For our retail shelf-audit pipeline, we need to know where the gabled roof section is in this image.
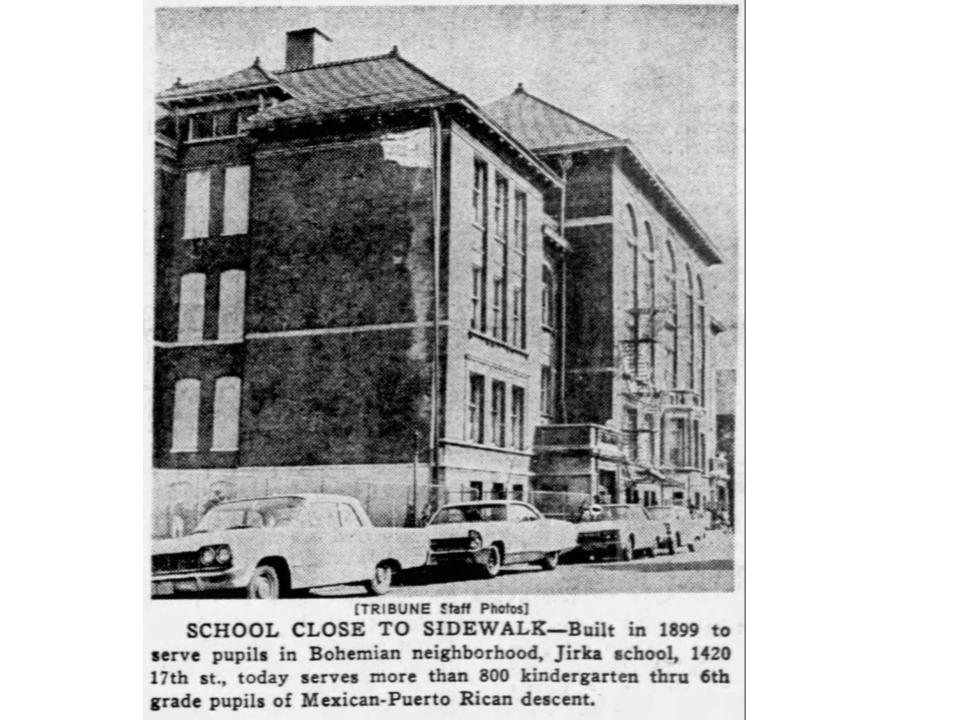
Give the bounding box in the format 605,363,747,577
157,59,286,103
249,51,457,124
487,85,723,265
484,84,620,151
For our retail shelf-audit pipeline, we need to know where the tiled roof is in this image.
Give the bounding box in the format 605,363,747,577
158,62,281,100
250,52,458,125
484,85,619,151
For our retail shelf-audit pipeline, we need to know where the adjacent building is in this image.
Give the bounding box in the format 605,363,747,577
152,29,730,535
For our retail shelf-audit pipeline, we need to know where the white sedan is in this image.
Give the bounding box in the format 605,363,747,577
151,494,428,598
426,500,578,578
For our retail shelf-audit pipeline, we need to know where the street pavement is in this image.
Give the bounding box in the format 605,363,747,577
308,530,734,598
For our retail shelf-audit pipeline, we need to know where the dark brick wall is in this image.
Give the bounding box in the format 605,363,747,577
153,138,251,342
564,223,614,424
240,329,441,466
543,153,612,219
248,132,439,332
153,344,246,468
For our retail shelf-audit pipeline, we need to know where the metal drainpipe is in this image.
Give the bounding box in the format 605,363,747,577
558,156,572,423
430,109,443,493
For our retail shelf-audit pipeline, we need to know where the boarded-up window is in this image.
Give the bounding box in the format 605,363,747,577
177,273,206,342
183,170,211,239
217,269,246,341
211,376,241,451
171,379,201,452
222,165,251,235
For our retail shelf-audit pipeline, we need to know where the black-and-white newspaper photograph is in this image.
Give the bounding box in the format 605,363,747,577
145,2,743,716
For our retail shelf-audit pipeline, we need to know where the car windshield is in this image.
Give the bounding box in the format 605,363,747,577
580,505,650,522
430,504,508,524
648,506,684,519
191,497,305,533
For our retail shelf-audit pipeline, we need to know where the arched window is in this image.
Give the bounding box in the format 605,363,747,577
644,223,657,380
664,239,678,388
211,376,242,451
697,275,707,404
685,264,695,391
177,272,206,343
626,204,638,239
171,378,201,452
217,269,246,341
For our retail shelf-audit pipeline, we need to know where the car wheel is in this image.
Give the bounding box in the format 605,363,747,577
366,562,394,596
479,546,502,578
247,564,282,599
539,551,560,571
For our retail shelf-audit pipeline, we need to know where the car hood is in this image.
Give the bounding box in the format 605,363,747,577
153,528,267,554
574,521,620,532
427,522,489,539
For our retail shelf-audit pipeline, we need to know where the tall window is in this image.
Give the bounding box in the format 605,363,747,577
211,377,241,451
541,264,555,330
183,170,211,239
171,378,201,452
623,407,639,461
668,418,686,467
492,278,506,340
470,265,483,330
511,287,524,347
665,240,678,388
540,366,554,418
177,273,206,343
510,386,525,449
643,413,656,465
491,381,506,447
686,264,696,391
697,276,707,404
693,420,701,469
468,374,485,443
472,160,487,227
512,191,528,349
494,176,509,240
217,270,246,341
631,239,641,377
222,165,251,236
644,222,657,380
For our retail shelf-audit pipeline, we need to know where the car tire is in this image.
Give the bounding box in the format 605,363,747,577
539,551,560,571
479,546,502,578
366,562,394,596
247,564,283,599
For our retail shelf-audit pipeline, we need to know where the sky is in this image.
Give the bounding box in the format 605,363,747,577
154,5,739,367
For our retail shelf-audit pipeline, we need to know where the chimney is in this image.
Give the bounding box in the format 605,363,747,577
285,28,332,70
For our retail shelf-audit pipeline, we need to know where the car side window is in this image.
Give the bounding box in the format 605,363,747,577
338,503,363,531
307,502,341,530
510,504,540,522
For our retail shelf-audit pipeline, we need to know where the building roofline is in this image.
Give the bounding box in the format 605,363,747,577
507,85,619,143
539,138,723,266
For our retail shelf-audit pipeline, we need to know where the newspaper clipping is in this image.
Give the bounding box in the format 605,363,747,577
146,3,743,717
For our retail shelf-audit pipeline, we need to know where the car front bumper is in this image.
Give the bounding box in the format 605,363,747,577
427,548,487,566
151,569,243,597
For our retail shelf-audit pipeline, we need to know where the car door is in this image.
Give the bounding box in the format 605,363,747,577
301,501,351,587
336,502,370,582
508,503,542,556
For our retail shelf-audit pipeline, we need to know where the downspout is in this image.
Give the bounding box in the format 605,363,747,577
558,156,572,423
430,109,443,492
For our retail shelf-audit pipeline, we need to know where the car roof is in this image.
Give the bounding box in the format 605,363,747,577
440,500,525,507
218,493,359,504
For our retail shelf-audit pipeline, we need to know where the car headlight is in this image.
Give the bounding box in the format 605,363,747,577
468,530,483,550
215,546,232,564
200,547,216,565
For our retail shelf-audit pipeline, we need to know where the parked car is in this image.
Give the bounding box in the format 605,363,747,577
151,493,427,598
426,500,578,578
646,505,701,552
571,504,667,562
